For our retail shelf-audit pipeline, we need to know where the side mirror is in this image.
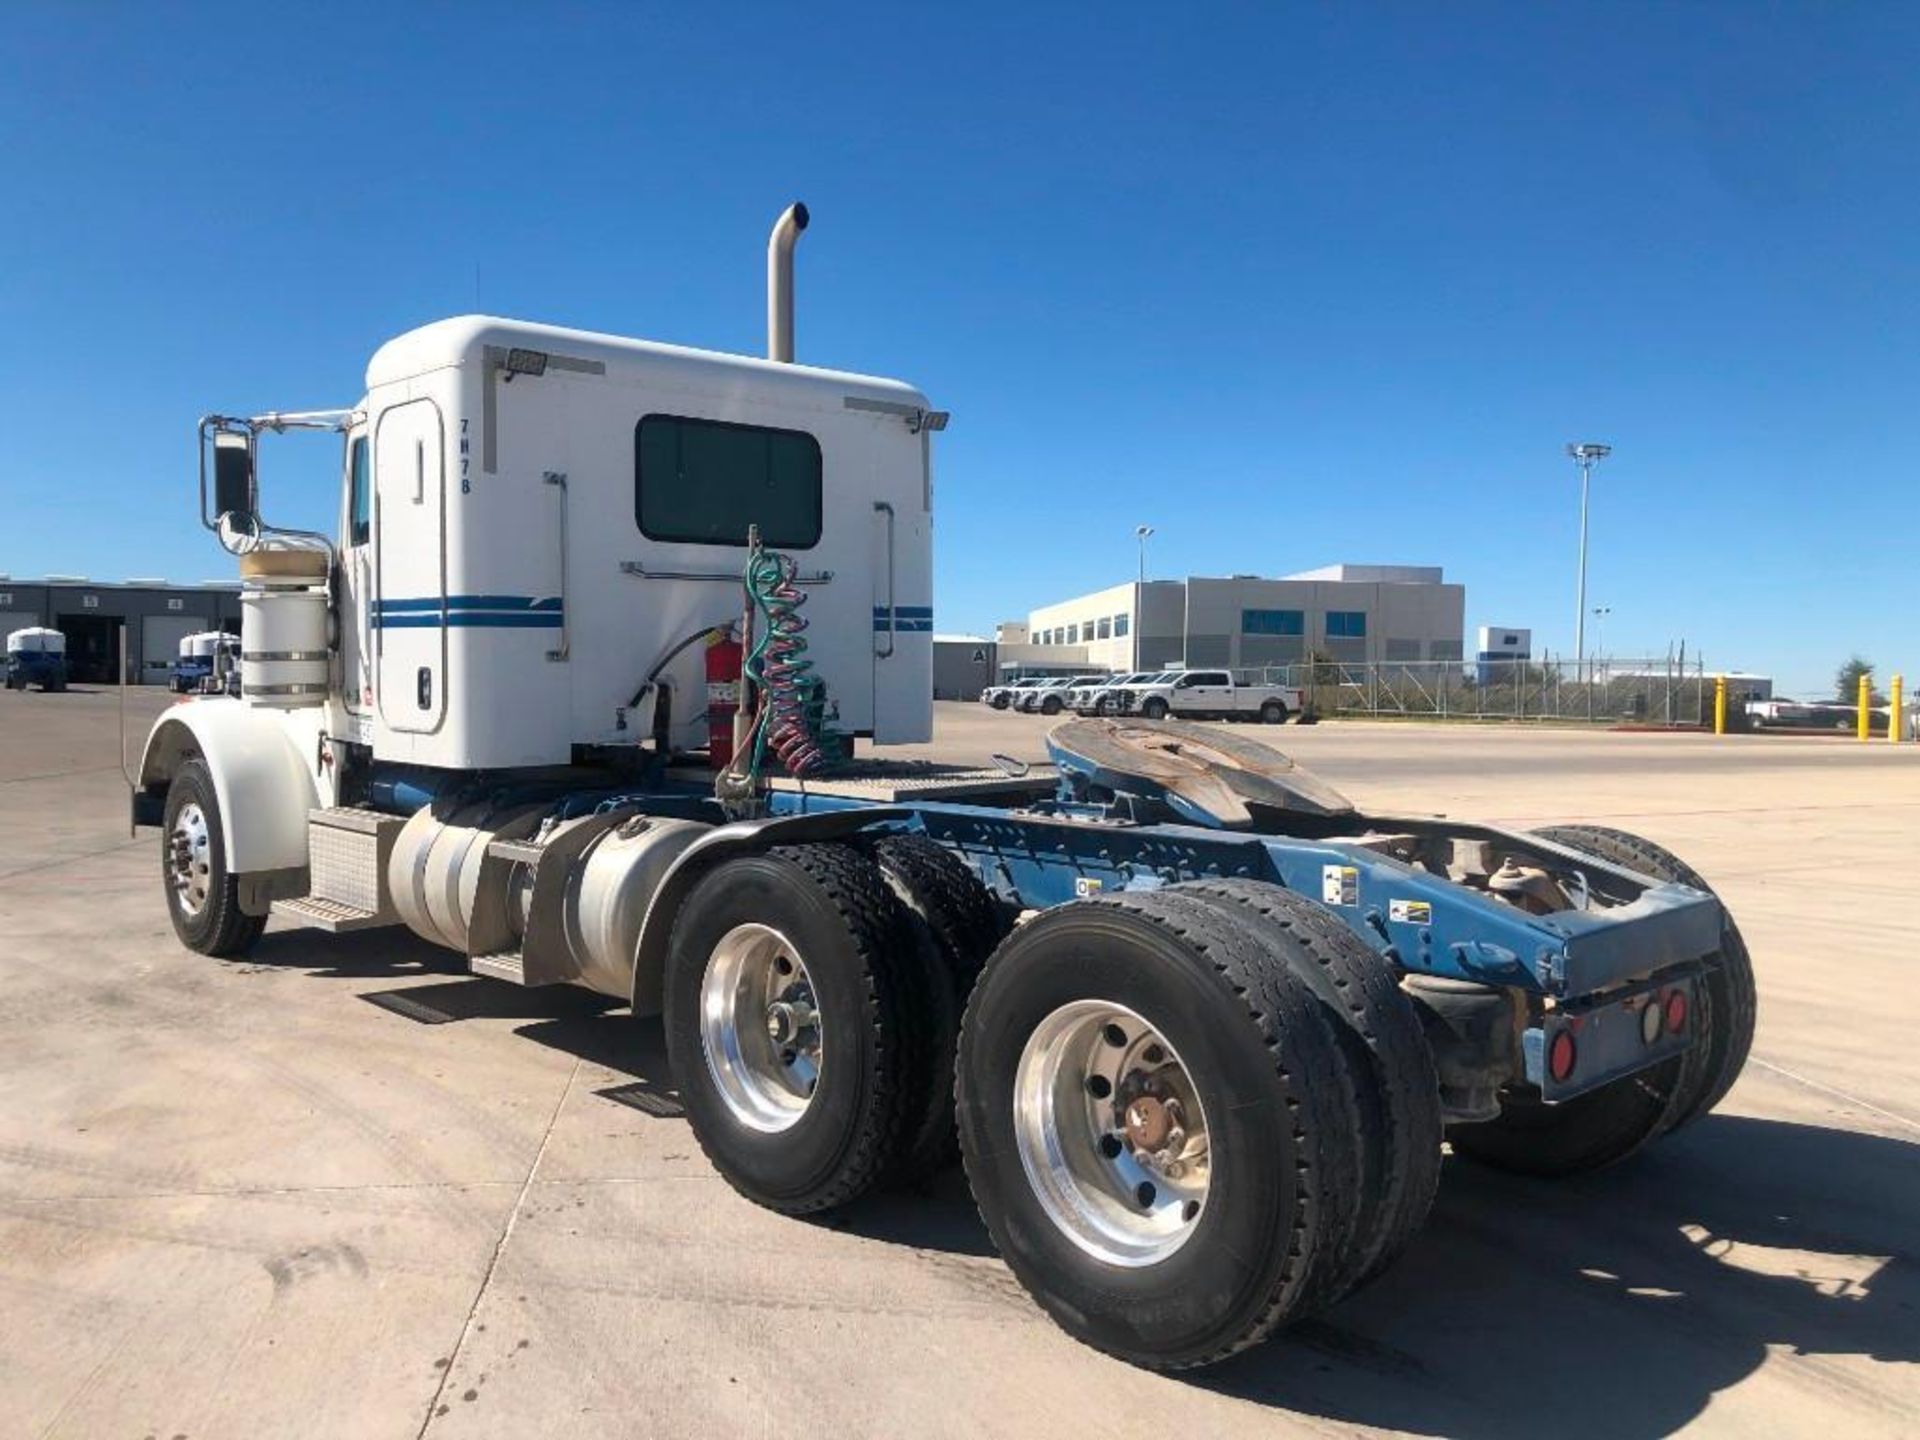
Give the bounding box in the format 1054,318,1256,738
212,432,256,524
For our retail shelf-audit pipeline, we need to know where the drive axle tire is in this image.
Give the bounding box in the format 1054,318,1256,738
1448,824,1755,1177
956,890,1361,1369
865,833,1008,1183
663,843,930,1215
1169,879,1441,1291
1259,700,1289,725
161,759,267,958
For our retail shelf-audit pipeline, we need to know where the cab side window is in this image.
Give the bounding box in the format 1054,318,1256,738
348,436,372,547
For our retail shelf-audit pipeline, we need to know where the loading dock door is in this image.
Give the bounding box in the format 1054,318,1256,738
141,615,206,686
56,614,119,683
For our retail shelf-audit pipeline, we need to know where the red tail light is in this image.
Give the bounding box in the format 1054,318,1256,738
1548,1029,1578,1083
1664,989,1688,1035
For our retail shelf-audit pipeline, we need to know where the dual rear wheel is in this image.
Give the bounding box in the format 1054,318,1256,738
664,846,1440,1369
957,885,1439,1366
660,826,1751,1365
662,835,1008,1213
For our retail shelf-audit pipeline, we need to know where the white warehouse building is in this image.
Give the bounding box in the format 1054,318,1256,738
1023,565,1466,674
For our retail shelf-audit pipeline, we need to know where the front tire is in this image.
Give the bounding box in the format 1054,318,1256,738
1140,697,1169,720
663,844,931,1214
957,890,1361,1369
161,760,267,957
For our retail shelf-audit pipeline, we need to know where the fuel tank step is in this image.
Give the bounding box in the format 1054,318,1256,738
469,951,532,985
277,895,397,933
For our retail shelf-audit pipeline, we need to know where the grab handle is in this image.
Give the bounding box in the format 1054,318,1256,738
544,471,569,662
874,500,896,659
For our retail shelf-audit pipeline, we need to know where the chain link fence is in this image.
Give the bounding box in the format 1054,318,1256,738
1248,656,1719,725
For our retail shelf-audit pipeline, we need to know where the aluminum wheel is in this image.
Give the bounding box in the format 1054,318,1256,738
699,923,822,1133
1013,999,1212,1267
168,801,212,918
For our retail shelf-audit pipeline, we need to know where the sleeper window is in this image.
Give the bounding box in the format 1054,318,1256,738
635,414,823,548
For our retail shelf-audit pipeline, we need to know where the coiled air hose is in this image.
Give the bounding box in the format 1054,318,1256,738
744,546,828,778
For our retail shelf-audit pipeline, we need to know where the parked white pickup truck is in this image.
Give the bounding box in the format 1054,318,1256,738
1067,671,1165,715
1111,668,1304,723
1016,675,1105,715
980,677,1046,709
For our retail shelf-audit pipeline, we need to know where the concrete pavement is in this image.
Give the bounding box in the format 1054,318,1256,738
1,691,1915,1438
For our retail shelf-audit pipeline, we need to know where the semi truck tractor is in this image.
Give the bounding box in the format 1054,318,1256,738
173,630,241,694
6,627,68,691
134,205,1754,1371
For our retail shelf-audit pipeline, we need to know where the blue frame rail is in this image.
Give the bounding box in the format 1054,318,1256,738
764,790,1724,1000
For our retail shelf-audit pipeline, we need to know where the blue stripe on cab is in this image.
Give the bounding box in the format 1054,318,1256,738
376,594,561,613
376,612,564,629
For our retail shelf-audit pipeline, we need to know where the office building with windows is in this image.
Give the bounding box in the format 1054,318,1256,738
1020,565,1465,674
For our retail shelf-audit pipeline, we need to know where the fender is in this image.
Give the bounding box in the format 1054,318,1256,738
628,807,910,1016
135,698,322,873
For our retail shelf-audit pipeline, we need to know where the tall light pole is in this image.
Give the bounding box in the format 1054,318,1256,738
1133,525,1154,670
1566,443,1610,675
1591,605,1612,664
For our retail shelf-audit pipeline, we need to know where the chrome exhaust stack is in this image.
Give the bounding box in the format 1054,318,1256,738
767,201,809,363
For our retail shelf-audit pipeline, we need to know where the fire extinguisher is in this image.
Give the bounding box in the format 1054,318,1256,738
705,626,744,770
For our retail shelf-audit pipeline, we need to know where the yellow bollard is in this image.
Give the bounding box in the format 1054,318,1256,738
1714,674,1727,735
1858,673,1872,741
1891,674,1904,745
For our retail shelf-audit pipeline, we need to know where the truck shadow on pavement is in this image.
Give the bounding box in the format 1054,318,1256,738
1196,1114,1919,1438
244,926,470,981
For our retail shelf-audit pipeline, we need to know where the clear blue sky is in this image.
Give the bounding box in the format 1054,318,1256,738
3,3,1914,697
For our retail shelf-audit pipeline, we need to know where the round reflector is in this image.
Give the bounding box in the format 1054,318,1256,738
1548,1029,1577,1083
1640,999,1663,1046
1664,989,1688,1034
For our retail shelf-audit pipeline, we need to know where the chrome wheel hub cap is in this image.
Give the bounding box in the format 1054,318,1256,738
700,923,821,1133
168,802,212,917
1013,1000,1212,1266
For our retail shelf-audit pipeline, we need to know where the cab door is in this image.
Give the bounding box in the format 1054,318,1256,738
374,399,447,732
339,430,375,715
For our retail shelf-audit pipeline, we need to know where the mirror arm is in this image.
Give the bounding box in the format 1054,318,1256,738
196,412,340,562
